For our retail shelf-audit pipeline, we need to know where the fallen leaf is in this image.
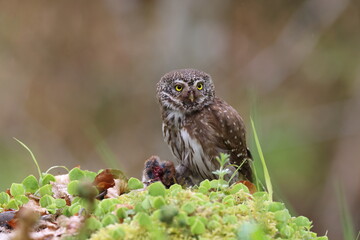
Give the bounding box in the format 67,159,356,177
239,180,257,194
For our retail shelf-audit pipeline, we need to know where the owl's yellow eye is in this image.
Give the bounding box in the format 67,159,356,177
175,85,183,92
197,83,203,90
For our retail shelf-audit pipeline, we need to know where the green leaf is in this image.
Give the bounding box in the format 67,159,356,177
6,199,21,210
22,175,39,193
67,180,80,196
207,220,221,230
37,184,53,197
14,195,29,205
116,207,128,219
209,192,219,201
109,228,125,239
55,198,67,208
210,180,219,189
14,138,42,179
69,168,85,181
197,186,208,194
69,203,81,215
215,153,230,167
141,197,151,210
280,225,294,238
134,202,145,213
181,202,196,214
176,211,188,227
159,205,178,224
40,195,55,208
294,216,311,228
62,206,71,217
253,192,269,200
148,182,166,197
229,183,249,194
99,199,119,213
102,213,119,227
83,170,97,181
10,183,25,197
94,206,105,217
222,195,235,206
135,212,151,228
267,202,285,212
223,215,237,224
151,196,166,209
169,184,183,196
127,177,144,190
46,204,57,214
251,118,273,201
85,217,102,231
169,184,182,192
0,192,10,204
274,209,291,223
238,204,249,213
199,179,211,190
190,219,205,235
41,174,56,186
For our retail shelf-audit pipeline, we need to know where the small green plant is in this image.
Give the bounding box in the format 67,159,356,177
212,152,231,190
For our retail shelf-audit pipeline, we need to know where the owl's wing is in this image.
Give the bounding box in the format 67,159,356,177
209,98,253,181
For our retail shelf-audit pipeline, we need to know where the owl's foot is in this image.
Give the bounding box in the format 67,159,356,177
175,164,195,186
142,156,176,188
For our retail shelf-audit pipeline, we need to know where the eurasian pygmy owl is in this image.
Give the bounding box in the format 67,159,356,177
157,69,253,186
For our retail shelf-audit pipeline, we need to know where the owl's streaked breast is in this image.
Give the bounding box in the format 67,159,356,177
162,112,218,180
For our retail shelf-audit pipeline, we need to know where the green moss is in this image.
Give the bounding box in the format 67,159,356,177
0,166,328,240
89,180,327,240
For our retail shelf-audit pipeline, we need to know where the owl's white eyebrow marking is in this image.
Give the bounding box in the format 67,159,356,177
174,79,186,84
194,79,204,86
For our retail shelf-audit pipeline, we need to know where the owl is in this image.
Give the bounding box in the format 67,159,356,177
156,68,253,186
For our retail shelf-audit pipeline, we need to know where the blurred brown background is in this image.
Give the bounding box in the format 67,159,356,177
0,0,359,238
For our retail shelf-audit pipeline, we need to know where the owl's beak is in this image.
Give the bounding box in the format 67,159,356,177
188,92,195,102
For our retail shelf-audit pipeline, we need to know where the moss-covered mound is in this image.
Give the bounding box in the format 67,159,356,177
0,167,328,240
90,181,327,240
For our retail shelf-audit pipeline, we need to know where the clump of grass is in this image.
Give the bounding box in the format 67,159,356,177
251,117,273,201
336,182,358,240
14,138,42,179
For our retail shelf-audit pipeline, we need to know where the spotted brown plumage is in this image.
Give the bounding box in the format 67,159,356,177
157,69,253,186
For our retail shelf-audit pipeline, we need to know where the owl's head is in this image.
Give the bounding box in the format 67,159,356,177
157,69,215,114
